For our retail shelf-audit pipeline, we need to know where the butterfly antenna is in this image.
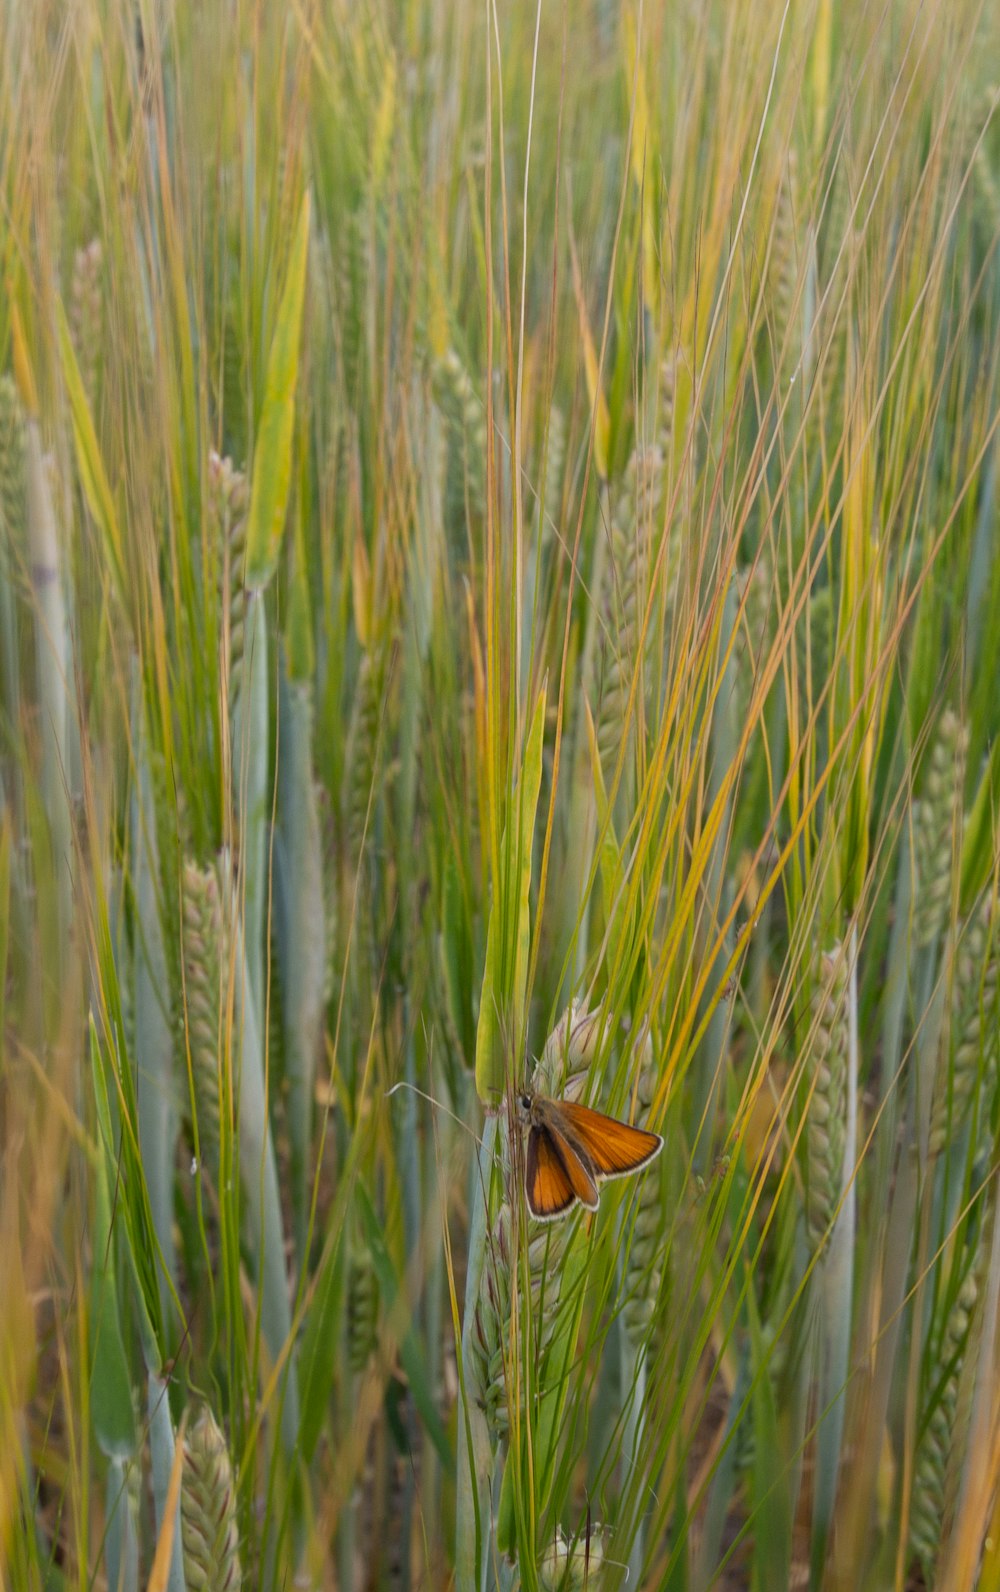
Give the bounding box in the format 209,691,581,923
384,1081,484,1149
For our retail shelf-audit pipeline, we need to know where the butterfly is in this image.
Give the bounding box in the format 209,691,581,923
516,1089,663,1221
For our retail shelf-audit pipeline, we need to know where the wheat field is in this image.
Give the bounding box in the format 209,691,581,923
1,0,1000,1587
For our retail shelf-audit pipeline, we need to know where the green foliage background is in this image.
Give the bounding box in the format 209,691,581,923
1,0,999,1587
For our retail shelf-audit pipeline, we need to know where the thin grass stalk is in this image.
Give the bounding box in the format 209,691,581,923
748,1280,794,1592
963,448,996,700
274,665,325,1266
913,957,955,1171
456,1110,497,1592
619,1294,649,1589
5,1415,43,1586
835,739,953,1584
0,782,13,1032
521,406,564,697
690,576,739,1175
394,449,439,1585
557,487,613,1000
90,1067,139,1479
747,689,788,1029
902,1251,933,1592
105,1457,139,1592
233,593,269,1028
133,696,178,1325
558,741,600,1003
616,1029,662,1587
396,1024,421,1587
25,420,72,964
871,825,913,1200
148,1376,187,1592
69,239,103,408
692,1354,751,1591
833,932,944,1588
335,1323,357,1592
0,379,25,921
0,378,25,689
230,885,300,1455
420,1100,448,1580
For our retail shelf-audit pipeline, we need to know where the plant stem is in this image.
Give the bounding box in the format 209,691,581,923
456,1108,497,1591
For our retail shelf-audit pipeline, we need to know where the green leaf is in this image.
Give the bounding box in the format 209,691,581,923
89,1039,137,1460
296,1231,344,1464
747,1287,791,1592
905,561,943,776
960,734,1000,912
89,1014,116,1171
496,1447,516,1563
146,1375,186,1592
440,853,476,1069
285,488,315,682
355,1184,453,1470
89,1017,162,1375
585,694,649,1004
475,687,547,1105
585,696,622,918
105,1456,140,1592
245,190,311,591
297,1078,375,1464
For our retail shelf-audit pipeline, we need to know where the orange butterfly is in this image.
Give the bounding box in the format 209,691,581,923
517,1089,663,1221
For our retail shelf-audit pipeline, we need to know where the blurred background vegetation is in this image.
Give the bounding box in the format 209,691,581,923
1,0,1000,1587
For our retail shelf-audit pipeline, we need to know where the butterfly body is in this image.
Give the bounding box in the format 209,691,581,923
517,1090,663,1221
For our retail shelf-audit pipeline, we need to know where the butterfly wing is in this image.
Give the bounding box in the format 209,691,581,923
525,1126,577,1220
557,1100,662,1181
545,1122,600,1210
528,1127,598,1222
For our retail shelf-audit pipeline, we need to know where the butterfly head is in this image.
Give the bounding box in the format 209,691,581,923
516,1090,535,1125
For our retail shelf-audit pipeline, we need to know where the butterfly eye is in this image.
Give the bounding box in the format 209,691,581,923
519,1093,532,1111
